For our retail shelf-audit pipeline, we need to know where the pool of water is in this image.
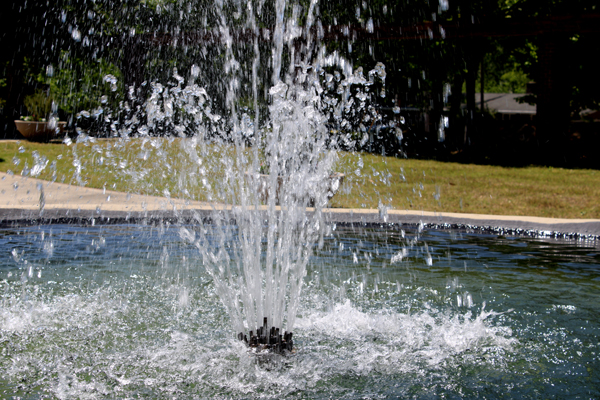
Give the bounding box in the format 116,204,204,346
1,223,599,399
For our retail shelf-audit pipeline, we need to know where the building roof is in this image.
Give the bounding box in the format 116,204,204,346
482,93,536,115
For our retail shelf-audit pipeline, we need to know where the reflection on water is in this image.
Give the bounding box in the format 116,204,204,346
1,224,599,399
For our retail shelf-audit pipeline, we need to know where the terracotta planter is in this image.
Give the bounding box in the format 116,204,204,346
14,120,66,142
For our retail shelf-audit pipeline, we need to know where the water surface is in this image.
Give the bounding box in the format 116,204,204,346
1,224,599,399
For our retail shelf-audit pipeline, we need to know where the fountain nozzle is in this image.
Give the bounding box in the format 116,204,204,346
238,317,293,354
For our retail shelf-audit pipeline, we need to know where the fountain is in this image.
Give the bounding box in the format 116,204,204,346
1,223,599,397
1,0,600,398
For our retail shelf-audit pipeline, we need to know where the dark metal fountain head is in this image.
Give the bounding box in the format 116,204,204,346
238,317,294,355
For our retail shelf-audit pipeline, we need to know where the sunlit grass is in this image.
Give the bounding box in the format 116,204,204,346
332,152,600,219
0,138,240,202
1,139,599,219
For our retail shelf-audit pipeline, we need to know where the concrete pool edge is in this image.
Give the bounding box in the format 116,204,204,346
323,209,600,238
2,173,599,237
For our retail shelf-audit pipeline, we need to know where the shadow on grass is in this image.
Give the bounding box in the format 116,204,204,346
400,119,600,171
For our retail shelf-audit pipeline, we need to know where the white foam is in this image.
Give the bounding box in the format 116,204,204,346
296,299,516,373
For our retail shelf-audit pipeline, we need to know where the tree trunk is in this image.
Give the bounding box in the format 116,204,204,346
121,37,148,90
480,56,485,110
430,79,444,142
448,73,465,147
536,34,571,164
2,56,26,138
465,54,479,145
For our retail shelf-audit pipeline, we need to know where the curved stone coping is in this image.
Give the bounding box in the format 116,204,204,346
323,208,600,238
1,172,599,237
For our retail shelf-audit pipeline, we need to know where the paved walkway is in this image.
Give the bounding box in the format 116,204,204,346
0,171,212,212
1,172,599,236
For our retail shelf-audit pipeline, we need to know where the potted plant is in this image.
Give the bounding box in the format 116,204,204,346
14,90,66,141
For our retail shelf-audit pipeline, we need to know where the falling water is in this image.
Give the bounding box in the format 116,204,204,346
63,0,390,337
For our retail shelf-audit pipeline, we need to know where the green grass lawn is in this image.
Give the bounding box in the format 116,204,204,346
1,139,599,219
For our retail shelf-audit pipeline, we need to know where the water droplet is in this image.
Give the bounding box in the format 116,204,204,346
103,74,118,91
191,64,200,78
71,28,81,41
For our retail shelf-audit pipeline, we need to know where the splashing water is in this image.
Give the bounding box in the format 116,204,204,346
56,0,392,338
4,0,600,398
2,225,599,398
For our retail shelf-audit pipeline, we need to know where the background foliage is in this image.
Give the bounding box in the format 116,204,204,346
1,0,598,167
